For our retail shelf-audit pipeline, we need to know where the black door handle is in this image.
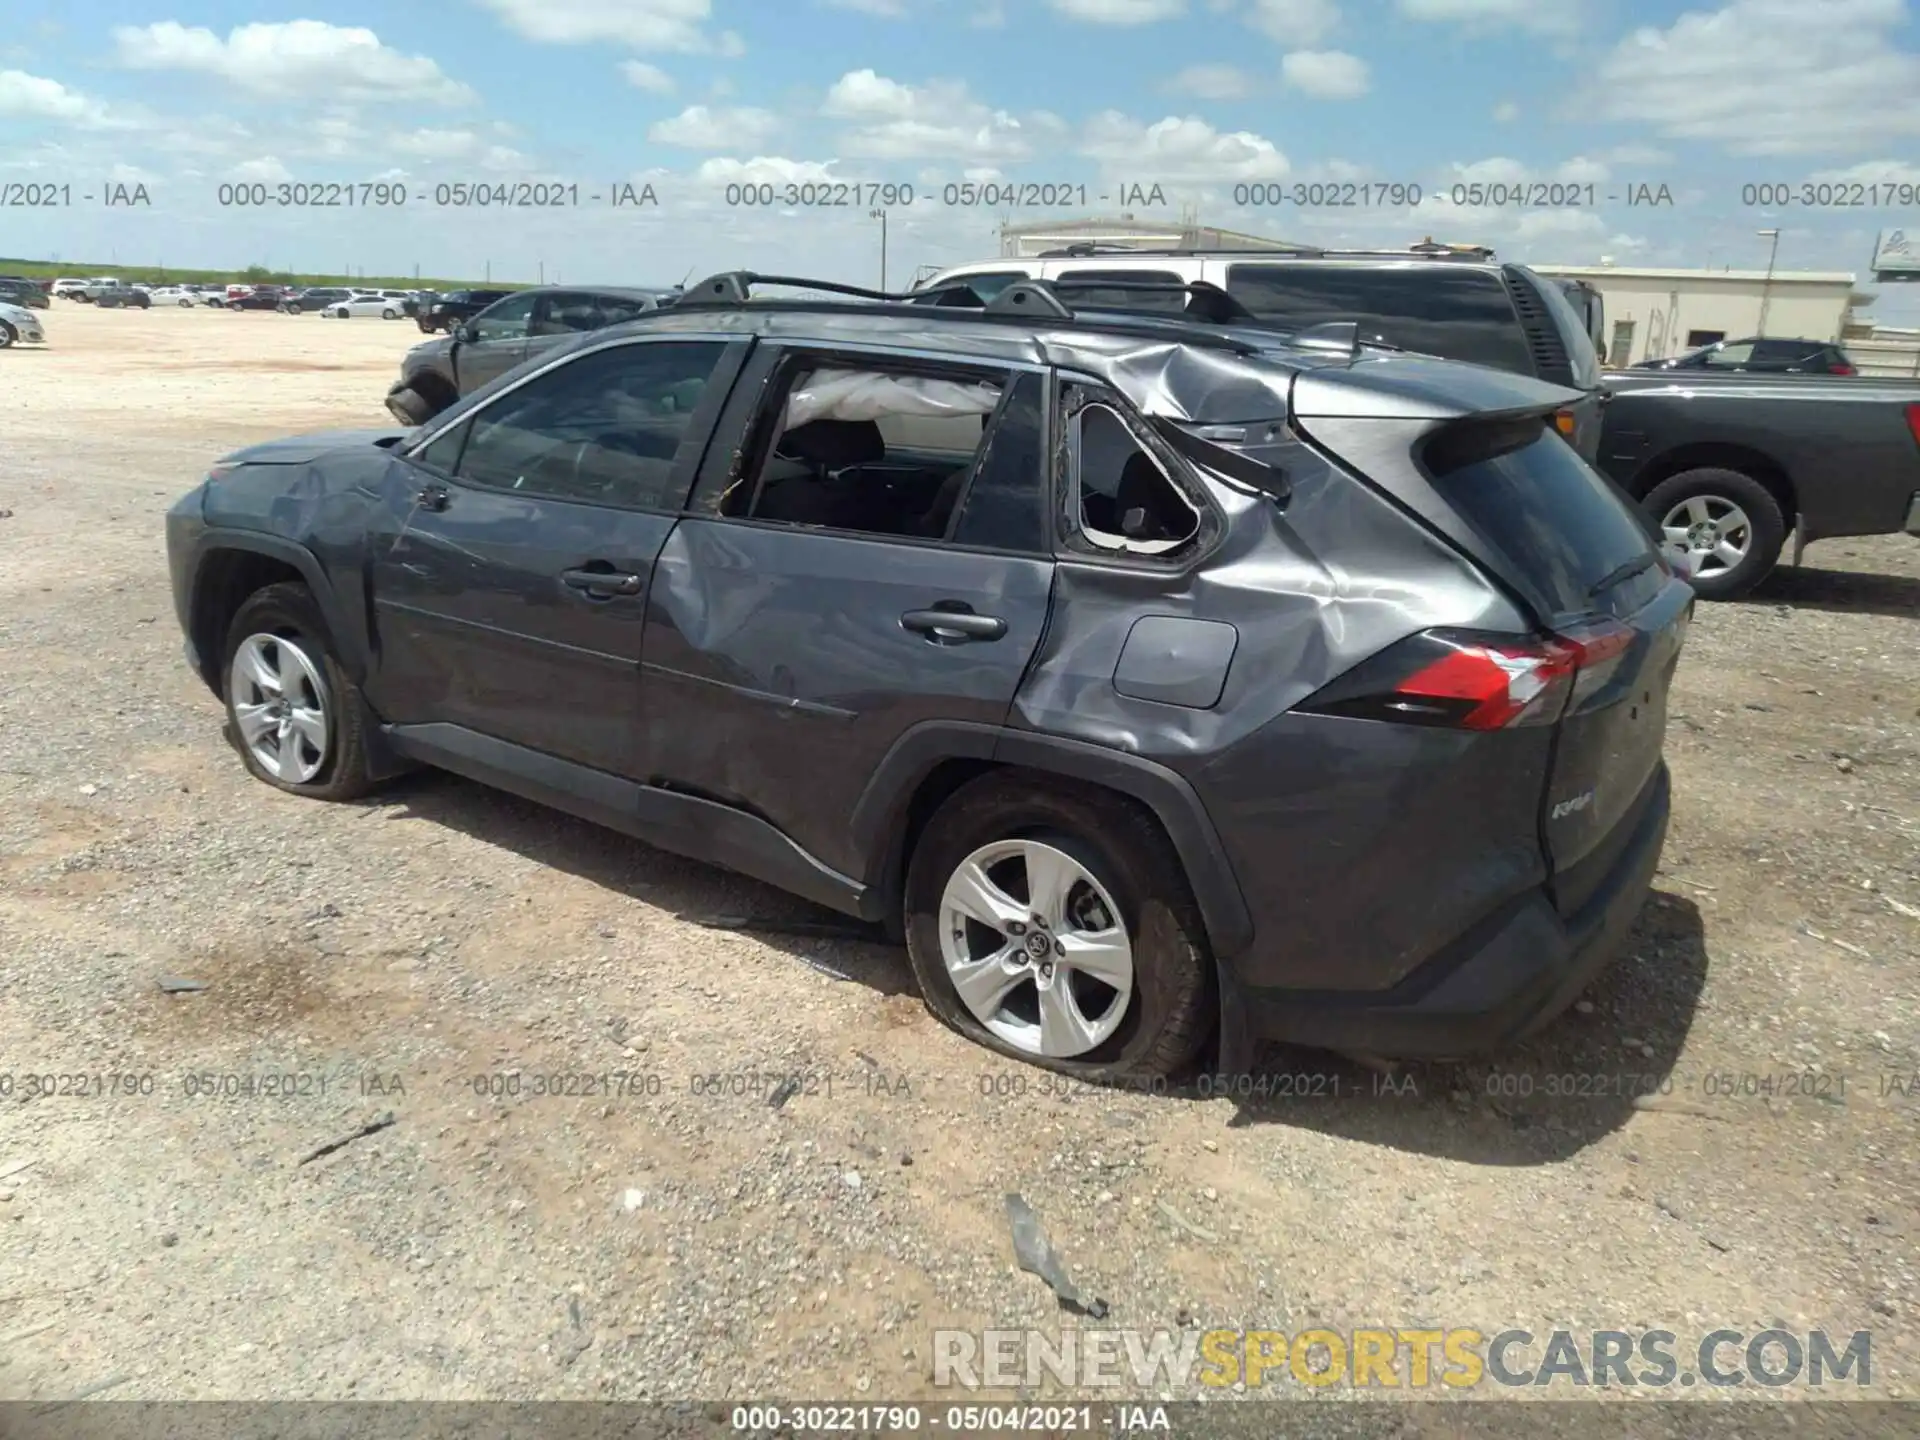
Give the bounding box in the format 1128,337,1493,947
417,483,449,512
901,608,1006,642
561,568,643,597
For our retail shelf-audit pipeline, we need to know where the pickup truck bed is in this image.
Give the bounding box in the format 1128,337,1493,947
1595,369,1920,598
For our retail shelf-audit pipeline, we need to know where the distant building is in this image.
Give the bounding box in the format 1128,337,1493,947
1531,262,1867,366
998,215,1310,258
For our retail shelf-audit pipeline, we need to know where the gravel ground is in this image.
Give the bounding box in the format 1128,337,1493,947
1,304,1916,1414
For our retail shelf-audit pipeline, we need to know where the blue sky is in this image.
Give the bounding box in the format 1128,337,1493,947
2,0,1919,319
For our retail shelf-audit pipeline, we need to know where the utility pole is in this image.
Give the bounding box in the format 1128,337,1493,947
869,209,888,290
1756,228,1781,336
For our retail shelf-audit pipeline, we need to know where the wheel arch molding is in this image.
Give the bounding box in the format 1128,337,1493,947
851,721,1255,962
188,530,367,689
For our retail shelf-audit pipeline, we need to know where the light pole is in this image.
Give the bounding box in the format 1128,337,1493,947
1756,228,1781,336
869,208,888,291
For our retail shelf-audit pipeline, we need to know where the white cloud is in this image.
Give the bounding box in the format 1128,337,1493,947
970,3,1008,24
1592,0,1920,155
694,155,838,186
230,156,292,182
1047,0,1185,23
472,0,723,53
1397,0,1582,34
0,68,112,124
111,21,473,103
824,0,908,12
1443,155,1612,185
622,60,675,93
1165,64,1252,99
1492,99,1518,122
1281,49,1368,98
390,127,481,160
648,104,780,149
1808,159,1920,185
822,68,1037,162
1246,0,1340,44
716,30,746,56
1081,112,1288,182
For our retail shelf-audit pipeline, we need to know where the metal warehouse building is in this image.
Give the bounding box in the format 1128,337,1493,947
1531,263,1867,368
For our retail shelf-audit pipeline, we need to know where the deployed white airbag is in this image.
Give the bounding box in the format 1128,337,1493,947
785,368,1001,429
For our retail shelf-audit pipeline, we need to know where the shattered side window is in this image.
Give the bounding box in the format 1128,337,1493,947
1058,385,1204,559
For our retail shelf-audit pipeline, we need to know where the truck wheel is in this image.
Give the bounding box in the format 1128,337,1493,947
903,774,1213,1083
222,584,378,802
1643,467,1786,601
386,385,439,426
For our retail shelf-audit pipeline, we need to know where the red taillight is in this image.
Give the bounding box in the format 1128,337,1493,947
1831,363,1855,375
1907,403,1920,449
1299,622,1637,730
1385,641,1575,729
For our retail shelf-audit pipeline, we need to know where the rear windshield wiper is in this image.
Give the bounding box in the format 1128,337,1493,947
1587,553,1656,597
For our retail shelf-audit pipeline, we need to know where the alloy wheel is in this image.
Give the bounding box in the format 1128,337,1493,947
937,839,1134,1059
1660,494,1753,580
228,632,332,785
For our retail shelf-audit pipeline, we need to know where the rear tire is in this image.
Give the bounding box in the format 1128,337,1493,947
1642,467,1786,601
903,774,1213,1083
221,584,379,802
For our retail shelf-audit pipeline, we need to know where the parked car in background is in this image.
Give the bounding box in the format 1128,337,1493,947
414,288,513,334
168,268,1691,1079
916,242,1609,461
280,286,357,314
0,301,47,346
1632,336,1858,375
327,292,409,319
1595,369,1920,598
194,286,227,307
51,278,89,299
229,285,292,311
0,278,51,309
401,290,437,320
77,277,128,302
148,285,197,306
95,286,151,309
385,285,678,423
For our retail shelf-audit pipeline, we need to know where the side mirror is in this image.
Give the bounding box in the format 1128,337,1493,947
454,322,476,344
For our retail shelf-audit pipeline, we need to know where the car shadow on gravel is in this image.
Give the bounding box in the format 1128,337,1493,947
1216,891,1710,1166
1749,563,1920,618
363,769,919,996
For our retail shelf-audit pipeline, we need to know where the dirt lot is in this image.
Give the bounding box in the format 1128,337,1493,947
1,302,1917,1415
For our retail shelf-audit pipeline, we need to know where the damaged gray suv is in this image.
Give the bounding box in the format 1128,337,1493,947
164,272,1691,1081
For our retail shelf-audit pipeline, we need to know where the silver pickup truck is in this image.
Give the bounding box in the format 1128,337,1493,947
1596,369,1920,598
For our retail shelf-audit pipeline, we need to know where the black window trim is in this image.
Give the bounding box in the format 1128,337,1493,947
1053,371,1223,572
400,332,750,516
695,338,1057,560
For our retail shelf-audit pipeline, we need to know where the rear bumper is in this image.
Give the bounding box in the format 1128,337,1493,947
1234,762,1670,1058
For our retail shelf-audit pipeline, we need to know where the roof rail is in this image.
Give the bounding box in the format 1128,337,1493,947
670,270,1409,362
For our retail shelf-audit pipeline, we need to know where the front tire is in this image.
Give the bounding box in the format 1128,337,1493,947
0,322,14,348
1643,467,1786,600
904,774,1213,1082
222,584,378,801
385,385,438,426
382,307,399,320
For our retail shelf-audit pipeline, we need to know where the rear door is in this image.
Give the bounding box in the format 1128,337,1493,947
1417,418,1692,914
641,342,1056,879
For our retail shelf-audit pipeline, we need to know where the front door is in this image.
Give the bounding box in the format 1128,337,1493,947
365,335,748,776
640,346,1057,879
451,290,539,394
